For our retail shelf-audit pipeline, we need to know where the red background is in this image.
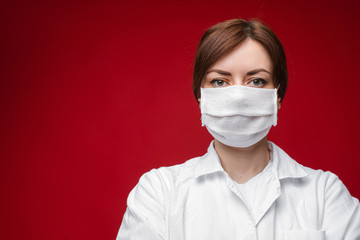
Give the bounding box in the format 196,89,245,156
1,0,360,239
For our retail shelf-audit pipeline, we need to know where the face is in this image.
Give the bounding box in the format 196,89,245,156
200,38,280,108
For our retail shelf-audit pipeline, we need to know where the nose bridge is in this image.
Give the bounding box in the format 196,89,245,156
232,75,245,86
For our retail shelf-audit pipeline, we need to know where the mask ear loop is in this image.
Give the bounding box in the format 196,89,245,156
200,88,206,127
273,84,280,126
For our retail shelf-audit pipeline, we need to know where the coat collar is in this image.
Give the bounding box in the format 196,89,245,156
194,140,308,180
268,141,308,180
194,141,224,178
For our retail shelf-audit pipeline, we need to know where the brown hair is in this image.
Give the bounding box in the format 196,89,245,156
193,18,288,102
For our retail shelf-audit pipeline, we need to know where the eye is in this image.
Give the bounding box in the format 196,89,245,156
248,78,266,87
210,79,228,87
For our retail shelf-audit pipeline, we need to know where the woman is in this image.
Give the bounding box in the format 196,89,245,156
116,19,360,240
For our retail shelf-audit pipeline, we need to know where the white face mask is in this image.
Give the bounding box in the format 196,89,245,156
200,85,278,148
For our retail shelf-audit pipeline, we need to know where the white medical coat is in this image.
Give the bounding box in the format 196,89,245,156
117,141,360,240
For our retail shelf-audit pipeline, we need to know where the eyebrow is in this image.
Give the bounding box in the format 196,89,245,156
247,68,271,76
206,69,232,76
206,68,271,76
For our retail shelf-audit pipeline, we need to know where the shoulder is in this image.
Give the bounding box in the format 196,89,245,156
271,141,358,205
271,141,349,189
300,165,355,200
134,156,202,194
301,166,340,184
304,167,359,208
282,158,359,215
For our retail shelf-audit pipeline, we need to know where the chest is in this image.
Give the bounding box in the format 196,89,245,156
166,174,325,240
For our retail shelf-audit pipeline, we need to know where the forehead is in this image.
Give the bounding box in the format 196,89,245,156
210,39,272,73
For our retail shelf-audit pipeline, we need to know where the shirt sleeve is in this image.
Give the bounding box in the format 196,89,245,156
322,172,360,240
116,169,166,240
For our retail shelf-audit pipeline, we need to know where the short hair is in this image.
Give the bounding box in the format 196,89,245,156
192,19,288,102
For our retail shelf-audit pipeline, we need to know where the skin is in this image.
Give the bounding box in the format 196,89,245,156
199,38,281,184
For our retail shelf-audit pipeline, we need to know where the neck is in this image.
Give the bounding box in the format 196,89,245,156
214,137,270,184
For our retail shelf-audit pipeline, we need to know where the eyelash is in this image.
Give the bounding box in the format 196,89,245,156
249,78,267,86
210,78,267,87
210,79,228,87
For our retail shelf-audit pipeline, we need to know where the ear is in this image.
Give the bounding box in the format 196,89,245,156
277,97,281,111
